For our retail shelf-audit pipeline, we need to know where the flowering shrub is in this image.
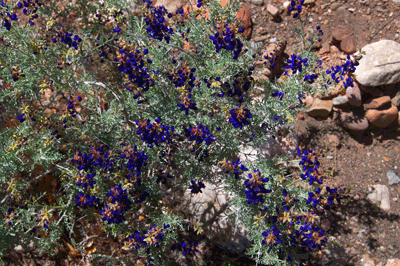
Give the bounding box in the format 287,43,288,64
0,0,355,264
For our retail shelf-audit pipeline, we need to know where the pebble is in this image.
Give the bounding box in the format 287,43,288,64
387,170,400,185
348,7,356,12
269,37,278,43
395,33,399,39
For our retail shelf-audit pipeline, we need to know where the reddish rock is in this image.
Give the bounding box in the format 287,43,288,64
385,258,400,266
236,3,252,40
346,83,362,107
365,104,398,128
340,35,357,54
319,41,330,54
331,25,352,43
307,98,333,118
363,96,391,110
339,111,369,132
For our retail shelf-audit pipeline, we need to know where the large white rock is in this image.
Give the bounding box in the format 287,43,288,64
354,40,400,87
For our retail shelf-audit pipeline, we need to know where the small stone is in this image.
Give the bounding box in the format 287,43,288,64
346,84,362,107
361,254,375,266
254,36,269,42
319,41,331,54
330,2,341,10
331,25,352,43
348,8,356,12
267,4,279,18
340,35,357,54
269,37,278,43
251,0,263,5
332,95,348,106
14,245,25,253
307,98,333,118
304,0,315,5
387,170,400,185
327,155,334,160
367,184,390,211
261,68,271,76
376,7,387,13
297,114,304,120
363,96,392,110
320,219,331,231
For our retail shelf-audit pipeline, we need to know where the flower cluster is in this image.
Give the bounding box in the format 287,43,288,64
52,28,82,50
17,0,41,26
209,21,244,60
75,192,100,209
228,105,252,129
171,240,200,255
262,225,282,247
288,0,305,18
244,169,271,205
325,56,359,89
284,54,309,76
123,224,170,251
185,123,216,145
135,117,176,148
100,184,132,224
143,0,174,43
120,145,148,178
156,169,174,184
115,38,155,102
212,70,254,103
271,90,284,100
189,179,206,194
297,148,323,185
219,157,248,179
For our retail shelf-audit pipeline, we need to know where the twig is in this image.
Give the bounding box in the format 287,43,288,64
368,12,400,44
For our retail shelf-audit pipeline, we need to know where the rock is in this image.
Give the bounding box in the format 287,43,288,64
346,83,362,107
182,181,251,254
361,254,376,266
305,95,314,108
303,0,315,5
330,2,342,10
236,3,252,40
340,35,357,54
261,67,271,76
320,219,331,231
281,1,291,13
339,110,369,132
354,40,400,87
254,36,268,42
319,41,331,54
332,95,348,106
385,258,400,266
267,4,279,18
331,25,352,43
251,0,263,5
387,170,400,185
367,184,390,211
390,87,400,107
363,96,392,110
14,245,25,253
365,104,398,128
326,133,340,147
307,98,333,118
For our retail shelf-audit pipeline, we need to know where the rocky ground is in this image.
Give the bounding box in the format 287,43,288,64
247,0,400,265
